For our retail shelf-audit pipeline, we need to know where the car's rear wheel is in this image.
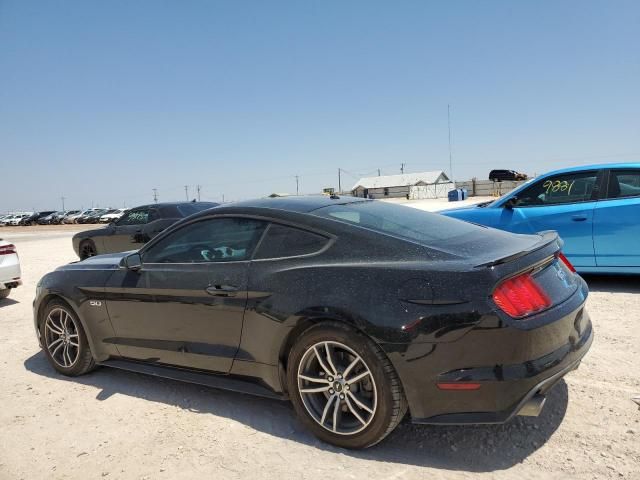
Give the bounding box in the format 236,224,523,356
79,239,97,260
0,289,10,299
41,300,95,376
287,322,407,449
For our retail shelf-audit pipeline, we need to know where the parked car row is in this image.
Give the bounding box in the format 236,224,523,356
0,208,129,226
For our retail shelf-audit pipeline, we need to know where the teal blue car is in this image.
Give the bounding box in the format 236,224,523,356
442,163,640,274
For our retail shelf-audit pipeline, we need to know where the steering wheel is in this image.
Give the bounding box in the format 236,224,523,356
187,244,221,261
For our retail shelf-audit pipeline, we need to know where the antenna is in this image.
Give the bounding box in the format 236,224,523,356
400,163,405,174
338,168,342,193
196,185,201,201
295,175,299,195
448,104,453,181
184,185,189,201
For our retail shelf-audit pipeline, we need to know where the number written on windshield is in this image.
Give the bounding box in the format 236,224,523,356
542,179,576,195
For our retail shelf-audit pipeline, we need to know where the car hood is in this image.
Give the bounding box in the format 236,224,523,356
56,251,134,271
73,226,112,240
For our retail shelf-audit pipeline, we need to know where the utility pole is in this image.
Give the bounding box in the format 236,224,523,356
378,169,381,176
222,194,225,203
184,185,189,201
60,196,66,211
401,163,405,174
448,104,453,182
338,168,342,193
197,185,201,201
295,175,299,195
152,188,158,203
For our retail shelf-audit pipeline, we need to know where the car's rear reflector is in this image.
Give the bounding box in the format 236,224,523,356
437,383,481,391
558,252,576,273
492,272,551,318
0,244,17,256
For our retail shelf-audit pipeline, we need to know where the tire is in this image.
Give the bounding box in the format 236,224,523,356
0,289,10,299
40,299,95,376
287,322,408,449
79,239,97,260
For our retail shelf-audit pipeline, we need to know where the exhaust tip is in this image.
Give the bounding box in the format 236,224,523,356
518,394,546,417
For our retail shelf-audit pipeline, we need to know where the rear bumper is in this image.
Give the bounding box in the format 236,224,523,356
386,276,593,423
0,261,22,290
412,321,592,424
0,279,22,290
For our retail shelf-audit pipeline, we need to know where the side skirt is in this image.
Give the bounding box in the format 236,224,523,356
99,358,286,401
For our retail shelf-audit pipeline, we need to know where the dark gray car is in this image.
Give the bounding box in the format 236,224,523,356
72,201,218,259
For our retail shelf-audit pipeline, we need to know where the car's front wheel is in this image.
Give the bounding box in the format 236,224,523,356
287,322,407,449
40,300,95,376
79,239,97,260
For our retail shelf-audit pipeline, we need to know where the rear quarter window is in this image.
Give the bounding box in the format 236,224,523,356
254,224,329,259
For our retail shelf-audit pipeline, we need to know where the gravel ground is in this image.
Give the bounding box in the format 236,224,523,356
0,225,638,480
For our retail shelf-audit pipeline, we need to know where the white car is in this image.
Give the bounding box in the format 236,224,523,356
99,208,128,223
7,213,32,226
0,214,20,226
0,239,21,299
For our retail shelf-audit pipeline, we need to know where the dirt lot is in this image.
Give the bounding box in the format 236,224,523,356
0,224,638,480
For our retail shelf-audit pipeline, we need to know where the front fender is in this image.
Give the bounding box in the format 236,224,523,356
34,273,120,362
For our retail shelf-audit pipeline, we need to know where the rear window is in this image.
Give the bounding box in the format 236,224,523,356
313,201,482,245
254,224,329,259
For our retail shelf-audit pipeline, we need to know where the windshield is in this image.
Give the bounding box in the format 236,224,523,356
313,201,485,245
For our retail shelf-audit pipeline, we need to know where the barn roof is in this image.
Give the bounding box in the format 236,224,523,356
351,170,450,190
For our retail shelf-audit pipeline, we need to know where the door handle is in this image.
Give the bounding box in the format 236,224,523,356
571,215,587,222
206,285,238,297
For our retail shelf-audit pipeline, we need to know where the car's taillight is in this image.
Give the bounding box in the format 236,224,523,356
557,252,576,273
492,272,551,318
0,244,17,256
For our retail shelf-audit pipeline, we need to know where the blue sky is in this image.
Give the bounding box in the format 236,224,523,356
1,1,639,210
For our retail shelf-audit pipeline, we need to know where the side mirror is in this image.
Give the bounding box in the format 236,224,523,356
504,196,518,209
124,252,142,271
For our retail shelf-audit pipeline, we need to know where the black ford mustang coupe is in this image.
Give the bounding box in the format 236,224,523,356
72,201,218,259
34,196,592,449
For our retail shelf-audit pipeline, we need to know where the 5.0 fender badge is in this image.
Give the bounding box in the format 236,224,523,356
89,300,102,307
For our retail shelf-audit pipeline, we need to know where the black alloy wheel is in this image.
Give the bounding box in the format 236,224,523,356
41,300,95,376
287,322,407,449
79,240,97,260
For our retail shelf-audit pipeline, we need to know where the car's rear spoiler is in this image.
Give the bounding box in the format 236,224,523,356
474,231,562,268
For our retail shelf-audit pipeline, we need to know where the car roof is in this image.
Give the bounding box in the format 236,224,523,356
539,162,640,177
132,201,219,209
208,195,368,215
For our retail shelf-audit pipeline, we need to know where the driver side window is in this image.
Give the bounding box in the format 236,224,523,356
515,171,599,207
143,217,267,264
116,208,151,226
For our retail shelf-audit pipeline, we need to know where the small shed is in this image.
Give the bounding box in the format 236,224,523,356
351,171,453,199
